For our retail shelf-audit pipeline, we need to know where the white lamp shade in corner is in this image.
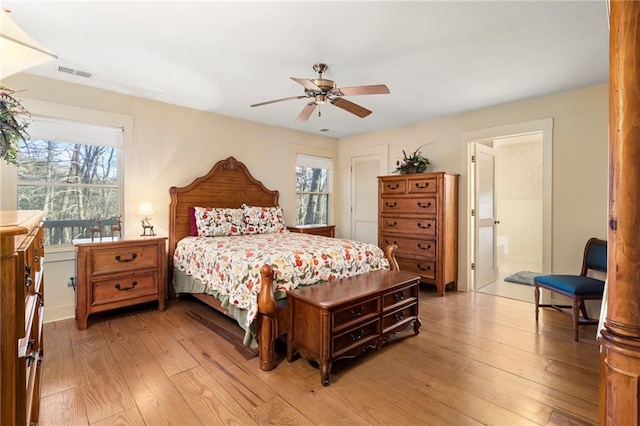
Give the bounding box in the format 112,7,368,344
1,11,57,79
138,202,154,217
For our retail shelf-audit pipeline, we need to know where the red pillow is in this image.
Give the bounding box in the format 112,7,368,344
188,207,198,236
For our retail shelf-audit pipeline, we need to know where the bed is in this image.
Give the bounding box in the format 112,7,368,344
168,156,399,371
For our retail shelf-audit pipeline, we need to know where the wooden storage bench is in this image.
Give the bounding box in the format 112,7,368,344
286,269,421,386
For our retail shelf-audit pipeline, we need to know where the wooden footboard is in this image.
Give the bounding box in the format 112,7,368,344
256,244,399,371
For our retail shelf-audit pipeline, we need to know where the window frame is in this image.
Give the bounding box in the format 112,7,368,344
295,152,333,226
13,99,133,251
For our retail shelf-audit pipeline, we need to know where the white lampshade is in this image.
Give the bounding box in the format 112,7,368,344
1,10,57,79
138,202,154,217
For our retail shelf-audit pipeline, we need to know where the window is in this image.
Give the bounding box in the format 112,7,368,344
295,154,331,225
17,117,123,245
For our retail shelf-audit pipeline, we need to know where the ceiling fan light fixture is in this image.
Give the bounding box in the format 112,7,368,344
315,94,327,104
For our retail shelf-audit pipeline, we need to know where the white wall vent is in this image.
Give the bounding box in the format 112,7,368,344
57,66,92,79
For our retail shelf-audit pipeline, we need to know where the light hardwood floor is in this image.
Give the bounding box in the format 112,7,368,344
39,287,599,425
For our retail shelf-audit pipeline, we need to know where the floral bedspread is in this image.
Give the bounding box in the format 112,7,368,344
173,232,390,328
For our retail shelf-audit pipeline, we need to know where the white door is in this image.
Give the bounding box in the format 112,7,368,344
474,143,498,289
351,154,384,244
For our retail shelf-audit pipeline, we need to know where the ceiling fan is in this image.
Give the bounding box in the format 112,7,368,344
250,63,390,123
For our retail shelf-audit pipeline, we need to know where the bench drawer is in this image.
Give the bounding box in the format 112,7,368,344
332,319,380,357
332,297,380,332
383,303,418,332
382,283,418,310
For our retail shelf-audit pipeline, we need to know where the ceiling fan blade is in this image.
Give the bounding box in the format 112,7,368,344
291,77,321,92
251,95,308,107
336,84,390,96
331,98,372,118
295,102,317,123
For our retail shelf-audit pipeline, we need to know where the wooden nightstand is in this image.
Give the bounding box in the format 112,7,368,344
74,236,167,329
287,224,335,238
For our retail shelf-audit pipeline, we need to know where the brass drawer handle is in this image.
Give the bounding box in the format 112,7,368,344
394,291,406,301
417,264,432,272
385,239,398,246
115,281,138,291
417,222,431,229
417,243,432,250
385,221,398,227
415,182,429,189
349,329,364,341
350,306,364,318
387,183,400,190
385,201,398,208
394,312,405,322
115,253,138,262
417,201,432,209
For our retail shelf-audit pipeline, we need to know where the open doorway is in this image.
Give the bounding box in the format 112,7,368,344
475,134,543,303
465,118,552,304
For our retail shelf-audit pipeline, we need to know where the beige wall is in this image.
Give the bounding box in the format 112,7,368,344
2,73,337,322
337,84,609,291
2,73,608,319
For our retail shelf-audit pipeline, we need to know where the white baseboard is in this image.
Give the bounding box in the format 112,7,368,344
44,305,75,323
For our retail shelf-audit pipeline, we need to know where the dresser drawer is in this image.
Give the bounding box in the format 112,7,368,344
91,273,158,306
380,180,406,194
397,257,436,280
381,217,436,235
90,244,159,275
381,197,437,214
332,297,380,332
382,283,418,310
383,303,418,332
380,235,436,258
332,318,380,357
407,177,437,194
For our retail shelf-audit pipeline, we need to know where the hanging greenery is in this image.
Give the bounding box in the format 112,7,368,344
0,86,30,166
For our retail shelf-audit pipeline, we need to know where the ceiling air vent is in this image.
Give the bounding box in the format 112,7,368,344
57,66,92,79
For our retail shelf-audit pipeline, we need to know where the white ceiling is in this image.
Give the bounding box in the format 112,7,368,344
5,1,609,139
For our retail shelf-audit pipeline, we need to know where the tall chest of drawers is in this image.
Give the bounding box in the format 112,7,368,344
1,210,45,426
378,172,459,296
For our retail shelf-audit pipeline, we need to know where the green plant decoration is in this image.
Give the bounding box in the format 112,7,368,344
394,144,430,174
0,86,30,166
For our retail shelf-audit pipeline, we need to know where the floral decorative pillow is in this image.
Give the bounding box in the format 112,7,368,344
194,207,245,237
242,204,286,234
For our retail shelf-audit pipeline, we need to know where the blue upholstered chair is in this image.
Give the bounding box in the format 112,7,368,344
534,238,607,341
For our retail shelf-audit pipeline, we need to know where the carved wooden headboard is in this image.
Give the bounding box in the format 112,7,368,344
168,156,279,272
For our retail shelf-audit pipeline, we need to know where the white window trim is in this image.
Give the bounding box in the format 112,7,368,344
16,99,133,252
290,145,336,226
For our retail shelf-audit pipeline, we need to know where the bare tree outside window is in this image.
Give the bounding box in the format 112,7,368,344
296,157,330,225
17,138,120,245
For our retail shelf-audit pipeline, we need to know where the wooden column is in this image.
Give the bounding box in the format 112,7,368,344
600,1,640,424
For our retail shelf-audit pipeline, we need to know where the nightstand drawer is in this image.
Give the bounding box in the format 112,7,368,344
92,273,158,306
90,244,159,275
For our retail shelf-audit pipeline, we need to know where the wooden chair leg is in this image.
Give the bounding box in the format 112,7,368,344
579,299,591,321
534,285,540,321
572,297,580,341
